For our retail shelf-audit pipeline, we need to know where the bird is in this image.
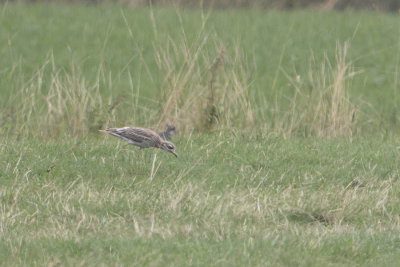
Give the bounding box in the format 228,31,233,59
158,125,176,140
100,126,178,158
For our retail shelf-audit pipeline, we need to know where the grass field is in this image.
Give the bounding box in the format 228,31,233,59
1,3,400,266
2,136,400,265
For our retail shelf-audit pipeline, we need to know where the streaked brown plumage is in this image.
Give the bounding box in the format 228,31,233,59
100,127,178,157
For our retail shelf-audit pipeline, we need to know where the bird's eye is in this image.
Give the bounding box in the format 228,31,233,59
167,144,174,150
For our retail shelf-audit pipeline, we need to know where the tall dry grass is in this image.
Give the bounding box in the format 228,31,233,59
2,56,114,139
1,26,358,139
267,42,359,137
152,34,254,133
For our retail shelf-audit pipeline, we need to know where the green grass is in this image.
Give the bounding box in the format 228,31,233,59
2,3,400,265
1,4,400,129
1,135,400,265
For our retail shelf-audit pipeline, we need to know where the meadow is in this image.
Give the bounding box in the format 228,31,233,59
1,3,400,266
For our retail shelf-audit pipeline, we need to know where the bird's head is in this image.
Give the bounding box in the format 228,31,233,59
160,141,178,158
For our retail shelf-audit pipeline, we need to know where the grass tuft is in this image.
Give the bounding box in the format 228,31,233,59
269,41,358,137
3,56,111,139
153,32,254,133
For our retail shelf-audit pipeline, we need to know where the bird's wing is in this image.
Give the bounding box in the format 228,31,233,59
113,127,161,145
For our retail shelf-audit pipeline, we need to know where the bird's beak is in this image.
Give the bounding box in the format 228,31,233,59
170,150,178,158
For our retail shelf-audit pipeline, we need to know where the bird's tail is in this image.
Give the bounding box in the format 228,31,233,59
99,128,120,136
99,129,114,134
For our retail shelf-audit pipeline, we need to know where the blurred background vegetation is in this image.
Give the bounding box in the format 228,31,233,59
3,0,400,12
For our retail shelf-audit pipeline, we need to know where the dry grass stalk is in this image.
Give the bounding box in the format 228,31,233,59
269,42,358,137
4,57,112,139
154,32,254,133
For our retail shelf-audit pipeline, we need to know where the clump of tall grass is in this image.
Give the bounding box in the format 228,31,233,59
145,11,357,137
1,26,358,140
152,33,254,133
268,42,358,137
153,37,359,137
1,56,117,139
1,40,255,139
